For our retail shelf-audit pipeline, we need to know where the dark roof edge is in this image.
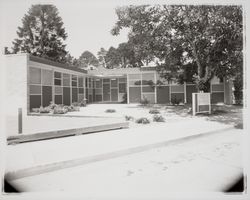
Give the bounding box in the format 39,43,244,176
29,55,87,74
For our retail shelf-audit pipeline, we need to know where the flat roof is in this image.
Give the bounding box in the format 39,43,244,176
29,55,87,74
88,66,157,76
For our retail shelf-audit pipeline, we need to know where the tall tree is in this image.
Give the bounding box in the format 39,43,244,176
78,51,99,68
97,47,107,68
105,46,121,68
112,5,243,91
12,4,68,63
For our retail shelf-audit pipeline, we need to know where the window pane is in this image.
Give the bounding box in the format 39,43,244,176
142,86,155,93
79,88,84,94
129,80,141,86
42,69,53,85
63,77,70,86
54,71,61,78
119,83,126,93
95,88,102,94
142,73,155,85
54,79,61,86
72,81,77,87
72,75,77,81
30,85,41,94
95,79,102,88
111,79,118,87
54,86,63,94
119,77,126,83
29,67,41,84
78,77,84,87
103,78,110,83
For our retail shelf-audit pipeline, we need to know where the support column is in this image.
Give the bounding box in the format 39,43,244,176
127,74,129,104
154,72,157,104
184,82,187,104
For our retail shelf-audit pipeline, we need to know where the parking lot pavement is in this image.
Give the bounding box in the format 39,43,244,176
9,128,243,196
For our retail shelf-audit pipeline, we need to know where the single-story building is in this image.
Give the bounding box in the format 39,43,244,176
4,53,233,114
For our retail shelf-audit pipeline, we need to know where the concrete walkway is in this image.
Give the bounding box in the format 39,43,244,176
6,118,235,178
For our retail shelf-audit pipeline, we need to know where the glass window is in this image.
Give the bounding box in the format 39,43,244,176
30,85,41,94
54,86,63,95
142,86,154,93
54,79,61,86
111,79,118,87
42,69,53,85
95,79,102,88
88,78,92,88
78,77,84,87
129,80,141,86
29,67,41,84
54,71,61,78
95,88,102,94
72,75,77,87
85,78,88,88
119,83,126,93
142,73,155,85
54,71,62,86
119,77,127,83
79,88,84,94
103,78,110,83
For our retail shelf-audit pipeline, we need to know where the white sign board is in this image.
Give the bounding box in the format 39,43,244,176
192,92,211,116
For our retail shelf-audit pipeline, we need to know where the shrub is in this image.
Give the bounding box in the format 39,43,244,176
140,96,149,106
105,109,116,113
149,109,160,114
171,96,182,105
122,93,127,103
153,114,165,122
125,115,134,121
65,105,80,112
72,102,81,107
39,106,51,113
32,108,40,113
53,106,68,114
135,117,150,124
48,101,57,110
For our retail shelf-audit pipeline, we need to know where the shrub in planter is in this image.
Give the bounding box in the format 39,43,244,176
65,105,80,112
48,101,57,110
105,109,116,113
72,102,81,107
135,117,150,124
153,114,165,122
125,115,134,121
149,109,160,114
32,108,40,113
53,106,68,114
39,106,51,113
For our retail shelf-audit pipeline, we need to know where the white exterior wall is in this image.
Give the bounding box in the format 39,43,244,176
4,53,28,136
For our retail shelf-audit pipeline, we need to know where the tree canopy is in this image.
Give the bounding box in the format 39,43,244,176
12,4,68,63
78,51,99,68
112,5,243,91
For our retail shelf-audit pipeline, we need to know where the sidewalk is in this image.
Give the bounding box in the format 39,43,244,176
6,117,235,179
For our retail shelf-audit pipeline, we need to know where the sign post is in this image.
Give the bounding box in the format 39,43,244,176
18,108,22,134
192,93,211,116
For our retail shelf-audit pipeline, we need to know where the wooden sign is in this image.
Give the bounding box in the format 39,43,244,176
192,93,211,116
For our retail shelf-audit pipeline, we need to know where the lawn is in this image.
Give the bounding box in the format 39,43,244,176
67,103,243,128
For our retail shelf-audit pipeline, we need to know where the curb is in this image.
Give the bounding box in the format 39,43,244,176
5,125,235,181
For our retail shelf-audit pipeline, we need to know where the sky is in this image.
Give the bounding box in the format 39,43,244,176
0,0,132,58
